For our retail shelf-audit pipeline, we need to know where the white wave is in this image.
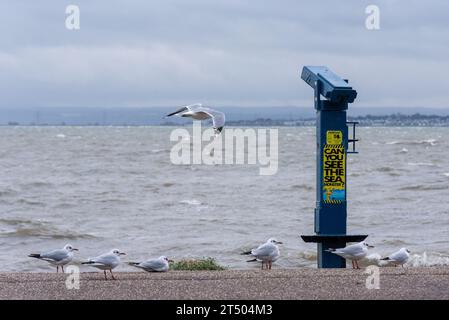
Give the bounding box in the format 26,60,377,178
423,139,437,146
56,134,66,138
443,173,449,177
386,139,437,146
179,199,202,206
359,253,383,267
400,148,408,153
360,251,449,267
151,149,167,154
407,162,435,167
407,252,449,267
386,141,400,145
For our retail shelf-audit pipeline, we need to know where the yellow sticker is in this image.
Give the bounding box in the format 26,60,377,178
322,144,345,204
326,131,342,145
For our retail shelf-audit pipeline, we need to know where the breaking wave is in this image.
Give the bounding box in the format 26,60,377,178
151,149,169,154
386,139,437,146
359,252,449,267
407,162,436,167
0,218,96,240
298,250,317,261
407,252,449,267
179,199,202,206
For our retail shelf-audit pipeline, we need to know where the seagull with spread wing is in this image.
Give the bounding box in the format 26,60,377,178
165,103,225,135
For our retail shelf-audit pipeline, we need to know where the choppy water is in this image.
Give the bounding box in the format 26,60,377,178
1,126,448,272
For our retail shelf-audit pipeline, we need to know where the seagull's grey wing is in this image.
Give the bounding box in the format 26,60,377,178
90,253,116,266
252,243,275,257
389,250,407,262
40,249,69,262
337,244,364,256
140,259,167,271
198,107,225,128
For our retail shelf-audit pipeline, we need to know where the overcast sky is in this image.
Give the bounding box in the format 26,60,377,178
0,0,448,108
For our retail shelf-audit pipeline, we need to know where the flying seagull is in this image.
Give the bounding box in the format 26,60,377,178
165,103,225,135
242,238,282,270
128,256,173,272
82,249,126,280
28,244,78,273
381,248,410,267
327,241,374,269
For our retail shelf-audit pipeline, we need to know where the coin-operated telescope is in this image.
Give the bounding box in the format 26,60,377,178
300,66,366,268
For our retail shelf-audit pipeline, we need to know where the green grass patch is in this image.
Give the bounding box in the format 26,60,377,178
170,257,226,271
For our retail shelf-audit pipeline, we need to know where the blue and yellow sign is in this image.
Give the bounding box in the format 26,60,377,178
323,131,345,204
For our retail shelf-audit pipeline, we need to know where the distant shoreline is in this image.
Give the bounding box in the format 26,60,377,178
1,124,449,127
2,113,449,127
2,107,449,127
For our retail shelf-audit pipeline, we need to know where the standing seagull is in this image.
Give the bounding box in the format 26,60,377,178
165,103,225,135
28,244,78,273
128,256,173,272
327,241,374,269
82,249,126,280
381,248,410,267
242,238,282,270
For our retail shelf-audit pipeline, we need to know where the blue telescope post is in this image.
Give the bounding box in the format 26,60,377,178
300,66,367,268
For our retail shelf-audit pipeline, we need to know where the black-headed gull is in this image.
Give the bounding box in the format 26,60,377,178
82,249,126,280
381,248,410,267
242,238,282,270
327,241,374,269
165,103,225,135
28,244,78,273
128,256,173,272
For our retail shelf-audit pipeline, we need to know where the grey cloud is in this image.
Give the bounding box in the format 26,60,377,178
0,0,448,108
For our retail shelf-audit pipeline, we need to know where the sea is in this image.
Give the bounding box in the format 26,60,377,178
1,126,448,272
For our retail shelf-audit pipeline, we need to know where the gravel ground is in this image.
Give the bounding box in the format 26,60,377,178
0,267,448,300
